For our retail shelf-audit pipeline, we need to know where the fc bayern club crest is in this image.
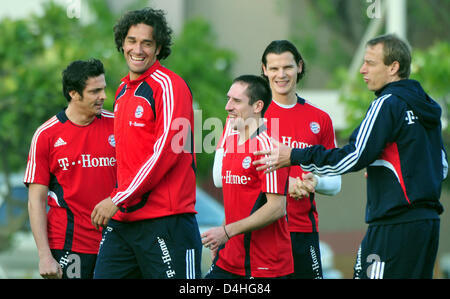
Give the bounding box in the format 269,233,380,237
108,134,116,147
242,156,252,169
310,122,320,134
135,105,144,118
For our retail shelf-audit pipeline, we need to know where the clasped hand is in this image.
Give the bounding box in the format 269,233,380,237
288,173,318,199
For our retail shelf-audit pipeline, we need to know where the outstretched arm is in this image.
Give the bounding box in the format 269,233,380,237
254,95,396,177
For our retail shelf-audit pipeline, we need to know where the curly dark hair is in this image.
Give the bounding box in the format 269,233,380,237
113,8,173,60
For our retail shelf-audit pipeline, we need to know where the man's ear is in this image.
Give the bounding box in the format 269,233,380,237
389,61,400,77
297,60,303,75
156,45,162,57
253,100,264,114
69,90,81,102
262,64,268,77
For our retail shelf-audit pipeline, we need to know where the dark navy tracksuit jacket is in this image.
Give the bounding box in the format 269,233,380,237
291,79,447,225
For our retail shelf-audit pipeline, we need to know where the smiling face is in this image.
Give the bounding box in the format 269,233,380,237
262,51,302,98
123,23,161,80
225,82,262,132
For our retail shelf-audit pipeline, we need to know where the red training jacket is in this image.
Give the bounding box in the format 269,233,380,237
111,61,197,222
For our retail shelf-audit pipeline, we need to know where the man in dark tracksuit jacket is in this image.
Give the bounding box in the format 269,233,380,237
254,34,447,278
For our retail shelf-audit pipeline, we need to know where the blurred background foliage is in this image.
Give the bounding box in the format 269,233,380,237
289,0,449,90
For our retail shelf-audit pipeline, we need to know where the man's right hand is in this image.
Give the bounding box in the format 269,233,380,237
91,197,119,230
253,138,292,173
39,255,63,279
288,173,318,199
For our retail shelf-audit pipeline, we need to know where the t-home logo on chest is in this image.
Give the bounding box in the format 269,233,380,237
281,136,313,149
57,154,116,170
223,170,251,185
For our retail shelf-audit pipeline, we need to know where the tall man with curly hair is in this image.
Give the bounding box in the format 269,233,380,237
91,8,201,279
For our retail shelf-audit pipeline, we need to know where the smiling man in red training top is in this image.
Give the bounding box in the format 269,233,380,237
25,59,116,279
91,8,201,279
201,75,293,279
